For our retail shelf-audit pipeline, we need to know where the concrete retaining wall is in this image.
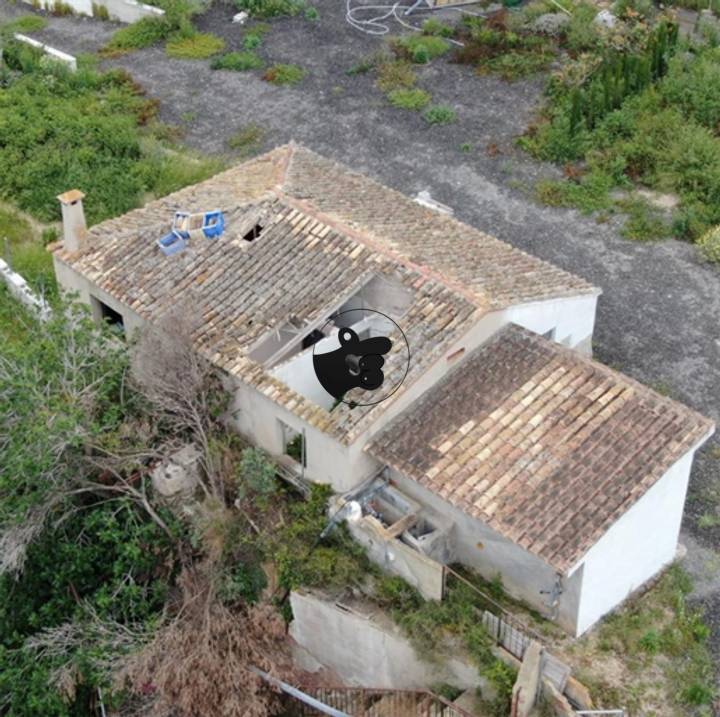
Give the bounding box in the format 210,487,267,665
13,33,77,70
289,590,488,694
20,0,164,23
0,258,51,321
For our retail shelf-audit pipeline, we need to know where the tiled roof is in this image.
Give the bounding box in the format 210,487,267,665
51,144,596,442
367,325,714,572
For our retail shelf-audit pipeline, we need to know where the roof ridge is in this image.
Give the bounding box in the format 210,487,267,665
274,191,488,308
283,145,601,303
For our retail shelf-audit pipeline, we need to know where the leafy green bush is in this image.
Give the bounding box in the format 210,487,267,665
698,225,720,262
397,34,450,63
243,31,263,49
304,5,319,20
387,87,431,110
235,0,304,18
564,1,602,52
0,56,220,225
423,104,457,124
166,32,225,59
105,16,171,52
211,51,263,71
262,63,306,85
659,50,720,133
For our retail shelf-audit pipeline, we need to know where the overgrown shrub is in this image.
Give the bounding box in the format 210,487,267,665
0,54,220,224
166,32,225,59
211,50,263,71
453,13,555,80
262,63,306,85
387,87,431,110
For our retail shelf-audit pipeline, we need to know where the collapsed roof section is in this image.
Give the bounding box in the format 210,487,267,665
51,144,598,443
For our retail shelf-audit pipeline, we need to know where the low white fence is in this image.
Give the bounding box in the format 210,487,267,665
19,0,164,23
0,258,51,321
12,33,77,70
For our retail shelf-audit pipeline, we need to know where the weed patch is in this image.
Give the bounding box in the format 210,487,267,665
166,32,225,59
618,198,671,241
235,0,304,18
387,87,431,110
227,124,264,156
395,34,450,64
453,12,556,81
104,16,171,53
375,59,416,91
698,226,720,263
2,15,48,33
211,51,263,71
262,63,306,85
0,46,221,226
423,105,457,124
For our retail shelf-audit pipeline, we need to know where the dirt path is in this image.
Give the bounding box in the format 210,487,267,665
2,0,720,664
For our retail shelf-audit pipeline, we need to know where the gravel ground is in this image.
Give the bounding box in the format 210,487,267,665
2,0,720,671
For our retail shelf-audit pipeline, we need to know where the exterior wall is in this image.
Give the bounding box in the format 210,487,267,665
53,255,145,337
290,590,484,692
570,444,706,635
21,0,164,22
344,515,446,600
224,374,379,491
386,467,583,634
54,250,599,494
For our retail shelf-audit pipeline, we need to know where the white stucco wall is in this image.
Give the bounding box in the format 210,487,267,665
21,0,164,22
53,255,145,337
290,590,482,691
570,441,709,635
386,467,583,634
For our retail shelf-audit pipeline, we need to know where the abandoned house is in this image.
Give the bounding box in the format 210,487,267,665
50,143,714,636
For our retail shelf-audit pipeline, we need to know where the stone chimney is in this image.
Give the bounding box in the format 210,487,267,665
57,189,87,253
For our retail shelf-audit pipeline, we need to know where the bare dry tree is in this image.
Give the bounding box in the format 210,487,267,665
129,307,228,501
115,562,293,717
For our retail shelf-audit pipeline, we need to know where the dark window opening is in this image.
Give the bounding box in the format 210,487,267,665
301,329,324,350
280,420,306,468
243,224,264,242
93,296,125,336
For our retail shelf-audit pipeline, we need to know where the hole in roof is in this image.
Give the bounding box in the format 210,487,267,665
243,224,264,242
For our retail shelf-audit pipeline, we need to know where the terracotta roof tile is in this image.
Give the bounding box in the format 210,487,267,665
51,144,597,443
367,324,714,572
